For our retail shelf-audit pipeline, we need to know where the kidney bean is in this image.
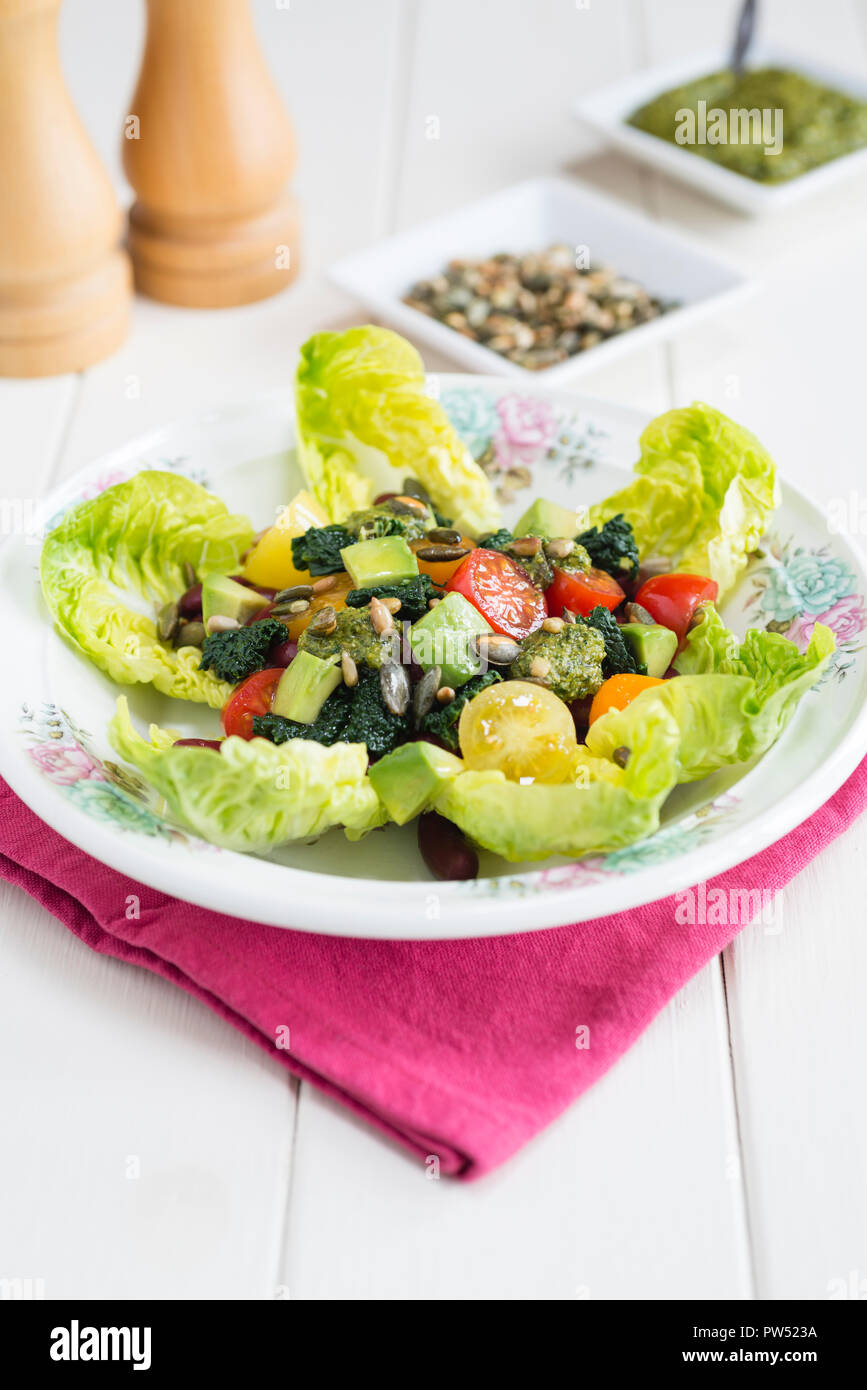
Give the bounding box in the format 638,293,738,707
417,811,478,881
569,695,594,737
231,576,278,599
173,738,223,751
178,583,203,619
373,491,398,506
269,638,297,667
245,602,276,625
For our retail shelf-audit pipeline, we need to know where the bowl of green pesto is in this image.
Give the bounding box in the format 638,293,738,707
628,66,867,185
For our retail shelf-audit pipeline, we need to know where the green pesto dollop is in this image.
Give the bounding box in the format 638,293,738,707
298,606,390,670
509,622,605,703
344,504,431,543
628,67,867,183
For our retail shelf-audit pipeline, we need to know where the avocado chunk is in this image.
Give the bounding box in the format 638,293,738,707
369,741,464,825
272,651,342,723
619,622,677,678
340,535,418,589
513,497,584,540
201,573,270,626
409,591,493,689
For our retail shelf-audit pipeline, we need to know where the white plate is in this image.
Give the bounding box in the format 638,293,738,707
576,45,867,215
2,378,867,939
329,176,751,383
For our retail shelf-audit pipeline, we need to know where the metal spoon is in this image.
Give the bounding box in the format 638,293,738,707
730,0,758,76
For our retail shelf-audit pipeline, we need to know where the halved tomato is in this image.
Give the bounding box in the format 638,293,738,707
222,668,283,740
634,573,718,642
446,548,547,639
545,565,624,618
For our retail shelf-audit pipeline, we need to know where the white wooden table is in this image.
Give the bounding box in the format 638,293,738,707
2,0,866,1301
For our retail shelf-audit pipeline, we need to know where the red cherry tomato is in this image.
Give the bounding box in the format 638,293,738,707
545,565,625,619
221,668,283,740
446,548,547,639
634,573,718,642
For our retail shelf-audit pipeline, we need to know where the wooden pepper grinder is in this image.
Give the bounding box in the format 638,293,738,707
0,0,131,377
123,0,300,307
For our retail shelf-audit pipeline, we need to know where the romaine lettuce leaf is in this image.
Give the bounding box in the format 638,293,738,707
40,472,254,708
294,326,501,535
589,403,779,599
109,697,385,852
436,611,833,861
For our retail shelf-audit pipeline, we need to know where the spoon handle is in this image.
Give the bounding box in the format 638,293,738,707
731,0,758,75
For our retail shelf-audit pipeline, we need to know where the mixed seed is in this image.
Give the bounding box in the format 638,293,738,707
403,244,673,371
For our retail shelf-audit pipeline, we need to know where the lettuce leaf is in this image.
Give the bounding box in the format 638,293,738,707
436,612,833,861
109,697,385,852
40,472,254,708
589,403,779,599
294,326,501,535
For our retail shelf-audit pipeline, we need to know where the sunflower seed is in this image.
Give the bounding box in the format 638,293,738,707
612,746,631,769
369,596,394,634
306,604,338,636
544,537,575,560
475,633,520,666
157,601,179,642
382,596,402,615
426,527,462,546
510,535,541,557
206,614,240,634
273,584,314,604
542,616,565,633
413,665,442,722
311,575,339,594
415,543,473,563
175,620,206,649
341,650,358,687
529,656,551,679
436,685,456,705
380,659,410,716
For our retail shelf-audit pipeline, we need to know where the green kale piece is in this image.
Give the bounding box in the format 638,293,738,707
345,574,440,623
510,623,605,702
343,667,412,760
575,513,639,580
420,670,502,751
199,619,289,684
580,605,640,678
252,685,354,747
298,606,391,669
478,528,553,590
290,523,351,576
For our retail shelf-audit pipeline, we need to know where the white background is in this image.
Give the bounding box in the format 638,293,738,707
1,0,866,1300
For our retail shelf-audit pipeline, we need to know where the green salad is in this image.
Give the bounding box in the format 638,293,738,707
40,326,834,877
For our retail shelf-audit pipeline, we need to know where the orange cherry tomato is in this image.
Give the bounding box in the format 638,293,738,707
411,534,476,586
588,673,666,725
248,572,354,641
222,668,283,740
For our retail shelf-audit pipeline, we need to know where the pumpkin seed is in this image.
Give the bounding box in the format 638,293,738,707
401,477,433,506
413,665,441,722
415,543,472,563
306,604,338,636
612,746,631,769
175,620,206,649
380,659,410,716
426,527,462,546
182,559,197,588
474,633,520,666
388,494,428,517
157,601,179,642
273,584,313,604
624,602,654,625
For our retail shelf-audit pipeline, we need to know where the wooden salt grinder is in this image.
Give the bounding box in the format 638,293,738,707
0,0,131,377
123,0,300,308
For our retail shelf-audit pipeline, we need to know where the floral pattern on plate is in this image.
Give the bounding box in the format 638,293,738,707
745,535,866,681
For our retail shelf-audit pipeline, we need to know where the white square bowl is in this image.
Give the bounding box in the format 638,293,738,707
328,175,752,384
575,44,867,216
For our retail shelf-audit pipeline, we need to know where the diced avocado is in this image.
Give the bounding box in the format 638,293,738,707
513,497,584,540
201,573,270,626
369,741,464,825
620,623,678,678
409,591,492,689
340,535,418,589
272,651,342,724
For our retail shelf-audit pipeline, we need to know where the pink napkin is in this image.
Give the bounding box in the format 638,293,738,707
2,763,865,1178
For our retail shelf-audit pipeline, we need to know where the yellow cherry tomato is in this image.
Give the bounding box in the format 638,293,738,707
458,680,577,784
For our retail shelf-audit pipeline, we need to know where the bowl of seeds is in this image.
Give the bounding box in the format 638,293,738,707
330,176,752,383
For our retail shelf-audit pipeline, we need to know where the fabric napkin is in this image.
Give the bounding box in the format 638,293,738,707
1,762,865,1178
